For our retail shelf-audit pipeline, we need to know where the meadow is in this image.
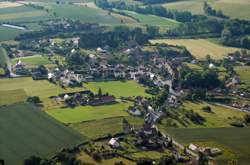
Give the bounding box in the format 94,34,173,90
46,101,132,123
182,101,246,128
70,116,144,139
0,89,27,105
114,9,180,29
11,55,53,68
235,66,250,88
0,46,9,67
84,80,150,98
150,39,240,60
165,127,250,165
0,102,85,165
164,0,250,20
0,26,24,41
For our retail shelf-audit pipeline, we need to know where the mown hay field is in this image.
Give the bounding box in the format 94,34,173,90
150,39,240,60
0,102,85,165
165,127,250,165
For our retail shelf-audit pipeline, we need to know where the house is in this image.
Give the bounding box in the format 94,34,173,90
208,63,215,69
129,108,142,116
188,144,198,152
108,138,120,148
89,96,116,106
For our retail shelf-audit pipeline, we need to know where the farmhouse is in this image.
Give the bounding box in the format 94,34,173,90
89,96,116,106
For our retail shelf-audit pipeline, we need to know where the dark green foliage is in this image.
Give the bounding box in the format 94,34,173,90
244,114,250,124
202,106,212,113
159,155,176,165
203,2,228,18
27,96,41,104
23,156,41,165
185,110,206,125
137,158,153,165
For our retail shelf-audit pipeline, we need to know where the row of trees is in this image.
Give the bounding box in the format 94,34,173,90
203,2,228,18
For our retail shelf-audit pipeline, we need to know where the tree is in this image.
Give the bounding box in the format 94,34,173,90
27,96,41,104
159,155,176,165
23,156,41,165
198,152,209,165
244,114,250,124
98,88,102,97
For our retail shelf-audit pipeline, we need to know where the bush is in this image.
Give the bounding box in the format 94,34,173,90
230,121,244,127
27,96,41,104
202,106,213,113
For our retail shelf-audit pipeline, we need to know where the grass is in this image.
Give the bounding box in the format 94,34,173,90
235,66,250,88
46,101,132,124
114,9,180,29
150,39,240,60
50,4,121,24
70,116,144,139
0,89,27,105
0,46,9,67
165,127,250,165
164,0,250,20
182,101,246,128
84,80,150,98
11,55,53,68
0,26,24,41
0,102,85,165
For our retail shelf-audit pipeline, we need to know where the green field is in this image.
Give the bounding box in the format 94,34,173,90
0,89,27,105
0,46,9,67
164,0,250,20
114,9,180,29
165,127,250,165
0,102,85,165
235,66,250,88
50,4,122,24
182,101,246,128
70,116,144,139
0,26,24,41
47,101,132,123
84,80,150,98
11,55,53,68
150,39,240,60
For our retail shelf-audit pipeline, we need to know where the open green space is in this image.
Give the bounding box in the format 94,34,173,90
0,89,27,105
47,101,132,123
70,116,144,139
0,102,85,165
114,9,180,29
0,26,24,41
164,0,250,20
0,46,9,67
235,66,250,88
150,39,240,60
50,4,122,24
165,127,250,165
182,101,246,128
85,80,150,98
11,55,53,68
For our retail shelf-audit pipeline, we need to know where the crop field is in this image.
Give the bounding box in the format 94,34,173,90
165,127,250,165
235,66,250,88
0,89,27,105
0,102,85,165
47,101,132,123
182,101,246,128
114,9,180,29
11,55,53,68
164,0,250,20
70,116,144,139
84,80,150,98
0,1,23,8
150,39,240,60
50,4,123,24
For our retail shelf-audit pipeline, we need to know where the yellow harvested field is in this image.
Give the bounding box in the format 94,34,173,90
0,2,23,8
74,2,98,9
150,39,240,60
0,11,45,20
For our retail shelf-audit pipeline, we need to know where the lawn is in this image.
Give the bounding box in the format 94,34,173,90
182,101,246,128
150,39,240,60
70,116,144,139
165,127,250,165
164,0,250,20
84,80,150,98
0,102,85,165
235,66,250,88
114,9,180,29
11,55,53,68
46,101,132,124
0,89,27,105
0,46,9,67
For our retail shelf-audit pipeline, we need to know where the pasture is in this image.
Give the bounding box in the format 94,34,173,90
0,26,23,41
0,89,27,105
164,0,250,20
0,102,85,165
50,4,123,24
150,39,240,60
0,46,9,67
235,66,250,88
70,116,144,139
11,55,53,68
84,80,150,98
182,101,246,128
46,101,132,123
165,127,250,165
114,9,180,29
